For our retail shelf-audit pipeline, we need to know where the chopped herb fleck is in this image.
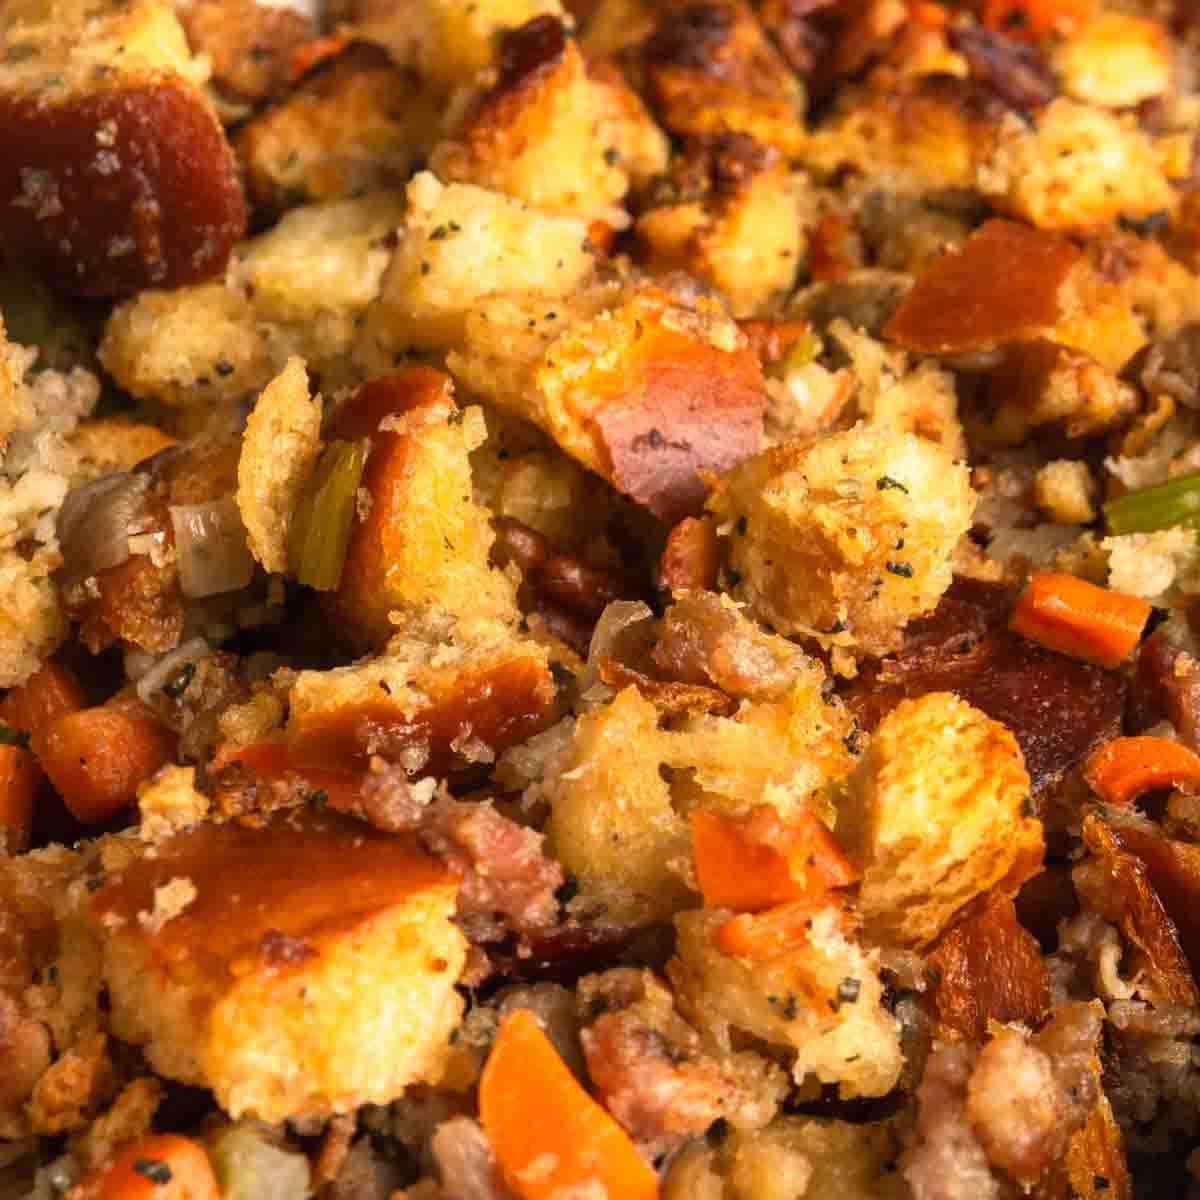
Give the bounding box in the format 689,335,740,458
162,661,195,700
214,358,234,377
844,726,863,755
837,977,861,1005
133,1159,173,1185
603,147,619,165
429,224,449,240
885,561,914,578
447,408,465,426
725,568,742,588
420,260,431,275
85,875,105,893
0,723,30,750
735,515,748,535
876,476,909,494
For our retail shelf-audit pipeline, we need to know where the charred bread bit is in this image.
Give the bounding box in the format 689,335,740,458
836,692,1043,949
884,219,1147,370
923,891,1050,1042
979,98,1181,237
543,685,693,922
356,171,595,363
636,0,807,157
706,424,973,661
236,358,322,576
332,0,567,94
636,133,805,318
88,809,467,1122
1052,12,1172,109
285,617,556,777
0,0,245,298
430,18,640,225
173,0,314,108
669,906,903,1098
451,282,766,524
233,43,442,217
326,370,518,650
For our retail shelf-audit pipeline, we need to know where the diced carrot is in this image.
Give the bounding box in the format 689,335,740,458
287,29,353,83
0,660,87,759
715,895,842,961
692,805,858,912
1084,737,1200,808
983,0,1098,38
221,738,366,812
76,1134,219,1200
1008,573,1151,670
40,699,177,825
0,744,36,855
479,1009,659,1200
909,1,948,28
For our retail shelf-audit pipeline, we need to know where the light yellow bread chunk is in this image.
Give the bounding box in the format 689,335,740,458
836,692,1043,948
88,809,467,1122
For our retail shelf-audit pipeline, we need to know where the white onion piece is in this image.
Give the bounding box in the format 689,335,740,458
135,638,211,705
169,495,255,598
56,471,150,589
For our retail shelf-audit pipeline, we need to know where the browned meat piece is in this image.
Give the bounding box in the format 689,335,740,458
1077,814,1199,1007
353,767,563,941
925,892,1050,1042
1139,323,1200,408
845,579,1126,796
650,590,807,700
578,968,780,1156
1131,614,1200,744
0,82,245,297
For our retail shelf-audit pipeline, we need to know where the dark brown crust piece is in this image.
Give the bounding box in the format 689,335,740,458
925,891,1050,1042
0,79,245,297
845,579,1126,796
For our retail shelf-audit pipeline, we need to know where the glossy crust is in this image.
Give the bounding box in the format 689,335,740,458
0,80,245,297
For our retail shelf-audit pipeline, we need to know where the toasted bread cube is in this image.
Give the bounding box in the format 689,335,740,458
89,810,467,1122
544,685,693,922
234,44,442,217
450,283,766,524
356,172,594,362
334,0,567,93
637,134,804,318
431,19,633,223
286,616,557,777
670,908,902,1098
586,61,670,196
980,99,1177,237
326,369,518,649
836,692,1043,948
984,341,1139,446
237,358,323,575
883,219,1147,371
803,75,998,195
1053,13,1172,110
637,0,805,157
0,0,245,297
708,424,972,659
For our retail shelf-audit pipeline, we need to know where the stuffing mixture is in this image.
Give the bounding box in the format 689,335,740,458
2,0,1200,1196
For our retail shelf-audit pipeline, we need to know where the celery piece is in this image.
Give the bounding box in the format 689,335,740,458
287,438,367,591
1103,471,1200,537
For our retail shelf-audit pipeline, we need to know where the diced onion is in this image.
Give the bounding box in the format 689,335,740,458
56,471,150,589
169,495,256,598
134,638,211,705
581,599,655,690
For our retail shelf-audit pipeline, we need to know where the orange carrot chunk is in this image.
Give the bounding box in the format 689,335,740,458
0,744,36,855
1008,573,1151,670
0,659,88,759
983,0,1098,38
480,1009,659,1200
40,699,176,825
692,805,858,912
715,895,842,961
1084,736,1200,807
77,1133,220,1200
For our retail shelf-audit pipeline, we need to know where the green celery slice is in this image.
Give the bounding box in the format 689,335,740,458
287,438,367,591
1103,471,1200,537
